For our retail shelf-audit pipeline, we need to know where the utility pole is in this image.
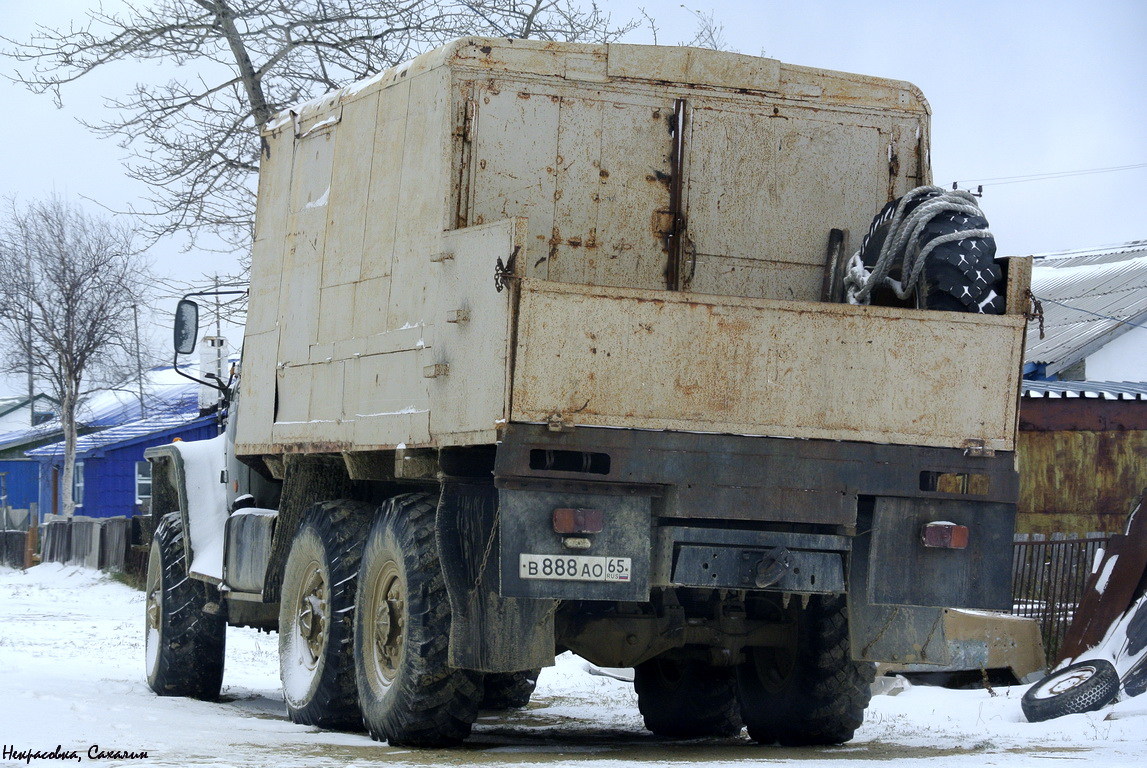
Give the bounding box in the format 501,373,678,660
132,303,146,418
25,264,34,427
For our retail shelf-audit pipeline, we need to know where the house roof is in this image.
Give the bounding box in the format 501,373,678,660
0,366,202,452
1022,380,1147,400
25,412,217,459
1025,240,1147,377
0,393,58,420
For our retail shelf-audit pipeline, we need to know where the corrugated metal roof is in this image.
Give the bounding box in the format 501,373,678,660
1022,380,1147,400
0,366,201,451
1025,240,1147,376
25,412,216,458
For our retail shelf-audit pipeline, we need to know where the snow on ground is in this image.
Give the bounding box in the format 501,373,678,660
1,563,1145,768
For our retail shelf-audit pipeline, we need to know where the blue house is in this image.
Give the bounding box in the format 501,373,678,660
0,425,63,516
27,412,218,519
0,366,205,522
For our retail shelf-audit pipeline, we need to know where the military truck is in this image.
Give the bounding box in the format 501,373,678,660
144,37,1031,747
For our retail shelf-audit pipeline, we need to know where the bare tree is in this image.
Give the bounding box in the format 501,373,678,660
0,196,151,516
679,6,728,51
3,1,637,267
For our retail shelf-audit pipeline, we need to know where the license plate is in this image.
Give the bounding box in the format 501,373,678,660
519,554,631,582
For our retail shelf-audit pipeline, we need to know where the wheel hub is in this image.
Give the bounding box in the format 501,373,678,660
146,588,161,631
296,567,328,665
1041,668,1094,697
371,566,405,681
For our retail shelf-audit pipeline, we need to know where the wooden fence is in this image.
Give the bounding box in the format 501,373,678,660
38,515,133,572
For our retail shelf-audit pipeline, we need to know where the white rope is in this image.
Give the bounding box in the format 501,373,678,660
844,186,990,306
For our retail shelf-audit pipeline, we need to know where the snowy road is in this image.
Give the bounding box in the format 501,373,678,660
2,564,1145,767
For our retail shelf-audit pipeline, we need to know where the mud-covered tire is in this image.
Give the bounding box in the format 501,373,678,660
279,500,373,729
354,493,482,747
145,512,226,699
737,595,875,746
859,191,1005,314
481,670,540,710
1021,660,1120,723
634,656,743,738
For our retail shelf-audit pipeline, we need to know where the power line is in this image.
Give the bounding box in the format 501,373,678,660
1033,295,1147,332
953,162,1147,188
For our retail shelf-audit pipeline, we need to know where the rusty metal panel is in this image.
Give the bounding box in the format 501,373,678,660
1020,398,1147,432
552,94,673,290
466,82,559,279
1059,495,1147,662
240,37,954,457
511,279,1025,450
685,106,899,301
1017,429,1147,535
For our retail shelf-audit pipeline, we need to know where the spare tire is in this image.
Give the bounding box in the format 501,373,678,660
854,188,1005,314
1021,660,1120,722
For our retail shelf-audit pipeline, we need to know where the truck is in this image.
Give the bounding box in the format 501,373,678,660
143,37,1032,747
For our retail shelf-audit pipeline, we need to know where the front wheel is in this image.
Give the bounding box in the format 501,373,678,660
145,512,225,699
354,493,482,747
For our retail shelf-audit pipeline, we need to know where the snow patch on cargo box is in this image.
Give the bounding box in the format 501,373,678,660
303,186,330,209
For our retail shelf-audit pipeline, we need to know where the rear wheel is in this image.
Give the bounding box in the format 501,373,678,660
481,670,540,710
354,493,482,747
279,501,372,729
736,595,874,746
145,512,225,699
634,656,743,738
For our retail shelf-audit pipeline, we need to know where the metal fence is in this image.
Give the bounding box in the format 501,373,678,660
1012,533,1110,662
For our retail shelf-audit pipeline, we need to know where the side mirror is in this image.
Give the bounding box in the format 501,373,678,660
174,299,200,355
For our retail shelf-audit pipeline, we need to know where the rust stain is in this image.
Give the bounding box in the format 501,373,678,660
674,377,702,397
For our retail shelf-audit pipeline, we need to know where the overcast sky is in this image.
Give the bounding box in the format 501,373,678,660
1,0,1145,396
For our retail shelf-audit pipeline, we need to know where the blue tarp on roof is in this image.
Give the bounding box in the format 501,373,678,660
0,366,201,451
26,412,217,459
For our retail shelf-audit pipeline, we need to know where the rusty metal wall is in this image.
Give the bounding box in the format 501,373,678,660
1017,428,1147,535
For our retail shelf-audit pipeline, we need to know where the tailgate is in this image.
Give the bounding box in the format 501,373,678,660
510,278,1026,451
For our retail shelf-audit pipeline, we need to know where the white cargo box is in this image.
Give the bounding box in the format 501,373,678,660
237,37,1026,457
